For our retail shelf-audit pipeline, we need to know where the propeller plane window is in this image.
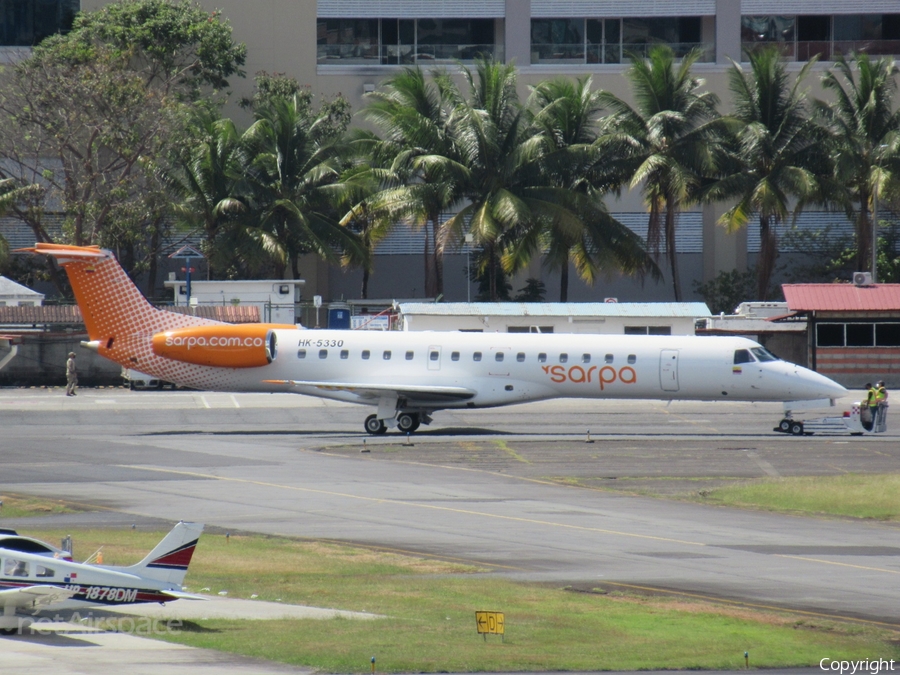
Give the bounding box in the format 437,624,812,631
582,354,591,363
559,353,568,363
538,353,547,363
340,350,349,359
628,354,637,364
605,354,614,363
362,350,370,360
4,558,29,577
36,564,55,578
298,349,306,359
473,352,482,361
430,351,439,361
406,351,414,360
516,352,525,362
319,349,328,359
451,351,460,361
383,351,392,360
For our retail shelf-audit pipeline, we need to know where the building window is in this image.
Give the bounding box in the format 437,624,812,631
649,326,672,335
319,17,497,66
531,18,584,63
0,0,78,47
625,326,648,335
818,322,900,347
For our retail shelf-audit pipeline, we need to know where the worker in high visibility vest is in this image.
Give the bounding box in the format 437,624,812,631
863,382,876,430
874,380,889,431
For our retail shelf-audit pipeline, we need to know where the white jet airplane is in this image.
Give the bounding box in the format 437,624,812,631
0,521,204,633
23,243,847,435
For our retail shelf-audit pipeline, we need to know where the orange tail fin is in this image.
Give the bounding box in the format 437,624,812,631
22,243,221,369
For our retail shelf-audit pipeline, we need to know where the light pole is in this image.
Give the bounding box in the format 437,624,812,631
464,233,474,303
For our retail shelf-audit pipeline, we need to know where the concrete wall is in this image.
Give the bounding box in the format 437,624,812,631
0,335,122,387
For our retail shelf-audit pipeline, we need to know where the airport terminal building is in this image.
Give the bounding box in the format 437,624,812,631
2,0,898,303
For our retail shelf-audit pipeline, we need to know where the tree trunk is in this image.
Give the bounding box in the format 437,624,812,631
431,216,443,298
146,219,161,299
559,262,569,303
665,200,681,301
757,214,777,301
423,222,434,298
857,188,872,273
361,267,369,299
489,244,498,301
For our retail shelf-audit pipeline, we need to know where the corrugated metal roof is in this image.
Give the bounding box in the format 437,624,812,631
398,302,712,318
783,284,900,312
0,276,43,299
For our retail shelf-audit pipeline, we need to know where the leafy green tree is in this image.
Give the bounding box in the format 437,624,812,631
705,47,829,300
597,46,726,301
241,93,363,279
815,53,900,276
692,267,760,315
363,67,458,298
518,76,659,302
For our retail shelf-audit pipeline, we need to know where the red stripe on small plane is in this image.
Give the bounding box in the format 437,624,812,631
147,540,197,569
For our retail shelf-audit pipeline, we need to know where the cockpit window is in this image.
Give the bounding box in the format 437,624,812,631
750,347,777,362
734,349,754,364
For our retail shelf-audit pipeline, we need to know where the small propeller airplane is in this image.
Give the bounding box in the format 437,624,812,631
21,243,848,434
0,521,204,633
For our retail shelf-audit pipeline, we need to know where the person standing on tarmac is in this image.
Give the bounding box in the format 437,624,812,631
65,351,78,396
874,380,888,430
863,382,876,430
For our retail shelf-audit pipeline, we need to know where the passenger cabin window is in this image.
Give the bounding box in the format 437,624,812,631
538,353,547,363
627,354,636,364
383,350,391,360
362,350,370,360
495,352,504,362
430,351,439,361
405,351,414,360
734,349,754,364
582,354,591,363
605,354,614,364
319,349,328,359
516,352,525,362
36,565,55,578
473,352,482,361
4,558,28,577
451,351,460,361
340,350,349,359
750,347,777,362
298,349,306,359
559,353,568,363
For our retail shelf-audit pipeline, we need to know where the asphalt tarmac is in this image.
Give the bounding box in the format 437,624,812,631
1,388,898,673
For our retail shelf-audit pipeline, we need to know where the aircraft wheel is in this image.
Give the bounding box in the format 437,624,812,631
778,419,791,433
790,421,804,436
397,413,420,433
364,414,387,435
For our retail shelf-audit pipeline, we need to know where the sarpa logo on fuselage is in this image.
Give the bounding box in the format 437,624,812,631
542,364,637,390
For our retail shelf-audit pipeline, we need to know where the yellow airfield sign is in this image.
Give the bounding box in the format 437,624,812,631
475,610,504,636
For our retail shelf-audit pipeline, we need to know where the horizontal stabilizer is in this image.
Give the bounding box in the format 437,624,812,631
160,589,208,601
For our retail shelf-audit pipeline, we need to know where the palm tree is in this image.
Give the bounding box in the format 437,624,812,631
241,93,364,279
815,52,900,275
362,67,457,298
157,110,246,278
515,76,659,302
597,46,726,301
705,47,829,300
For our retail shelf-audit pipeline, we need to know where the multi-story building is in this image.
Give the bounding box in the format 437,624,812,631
2,1,898,304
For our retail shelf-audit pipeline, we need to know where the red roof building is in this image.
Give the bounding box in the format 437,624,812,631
782,283,900,387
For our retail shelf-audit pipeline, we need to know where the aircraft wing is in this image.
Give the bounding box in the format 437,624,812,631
160,589,208,601
0,585,79,609
264,379,476,403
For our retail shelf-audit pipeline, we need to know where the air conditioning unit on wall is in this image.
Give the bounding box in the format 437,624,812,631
853,272,873,286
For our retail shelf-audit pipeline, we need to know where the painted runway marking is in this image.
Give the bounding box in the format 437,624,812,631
774,554,900,576
230,395,241,408
200,396,211,409
746,450,780,477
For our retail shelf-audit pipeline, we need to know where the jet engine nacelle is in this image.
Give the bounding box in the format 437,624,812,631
151,324,292,368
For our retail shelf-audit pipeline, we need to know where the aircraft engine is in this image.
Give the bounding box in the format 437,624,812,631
151,325,285,368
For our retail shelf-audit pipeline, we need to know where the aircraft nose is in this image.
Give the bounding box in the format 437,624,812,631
792,366,848,400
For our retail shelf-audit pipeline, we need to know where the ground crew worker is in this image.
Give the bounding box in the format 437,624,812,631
65,351,77,396
863,382,876,430
874,380,888,430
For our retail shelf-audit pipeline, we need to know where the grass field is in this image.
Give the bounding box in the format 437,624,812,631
0,494,75,519
692,473,900,520
20,527,900,673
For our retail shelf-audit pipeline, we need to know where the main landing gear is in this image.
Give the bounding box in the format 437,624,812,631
364,412,428,435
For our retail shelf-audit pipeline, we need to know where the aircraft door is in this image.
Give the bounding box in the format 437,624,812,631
659,349,679,392
427,345,441,371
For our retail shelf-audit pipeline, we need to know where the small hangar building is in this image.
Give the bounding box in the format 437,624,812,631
782,283,900,388
396,302,712,335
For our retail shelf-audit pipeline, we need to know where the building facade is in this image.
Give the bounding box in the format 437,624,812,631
4,0,899,303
